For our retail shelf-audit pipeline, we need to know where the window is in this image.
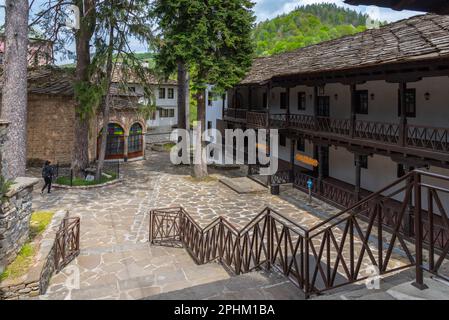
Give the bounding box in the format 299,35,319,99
280,134,286,147
354,155,368,169
128,86,136,93
159,88,166,99
208,92,214,106
298,92,306,110
317,96,330,117
207,121,213,130
128,123,143,154
168,88,174,99
398,88,416,118
296,138,305,152
280,92,288,109
160,108,174,118
263,92,267,108
355,90,368,114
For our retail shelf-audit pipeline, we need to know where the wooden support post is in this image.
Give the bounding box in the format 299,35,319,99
318,145,324,195
286,87,291,126
290,138,296,171
404,164,415,236
350,84,357,138
399,82,407,147
313,86,319,130
354,154,362,201
248,86,252,111
412,172,428,290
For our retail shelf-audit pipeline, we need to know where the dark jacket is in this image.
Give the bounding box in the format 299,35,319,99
42,165,54,179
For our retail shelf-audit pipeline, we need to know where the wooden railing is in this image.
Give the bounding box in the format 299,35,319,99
150,170,449,297
54,217,80,272
224,112,449,154
224,108,247,120
247,111,268,128
407,125,449,153
354,120,400,144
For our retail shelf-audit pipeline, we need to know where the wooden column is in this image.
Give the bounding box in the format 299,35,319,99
354,154,362,201
124,134,129,162
248,86,252,111
404,163,415,236
266,83,271,129
286,87,291,127
350,84,357,138
313,86,319,130
290,138,296,171
399,82,407,147
318,145,324,194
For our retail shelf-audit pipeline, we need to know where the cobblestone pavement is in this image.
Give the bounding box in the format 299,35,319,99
29,151,409,300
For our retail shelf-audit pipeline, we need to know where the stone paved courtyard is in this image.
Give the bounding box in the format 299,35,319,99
29,150,411,300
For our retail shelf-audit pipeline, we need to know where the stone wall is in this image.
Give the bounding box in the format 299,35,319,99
26,94,77,166
0,210,68,300
0,177,39,273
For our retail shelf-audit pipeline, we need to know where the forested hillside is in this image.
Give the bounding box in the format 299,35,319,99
254,3,371,56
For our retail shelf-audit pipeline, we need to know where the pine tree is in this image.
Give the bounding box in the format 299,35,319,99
153,0,255,178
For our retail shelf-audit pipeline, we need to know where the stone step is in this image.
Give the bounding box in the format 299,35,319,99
144,270,305,300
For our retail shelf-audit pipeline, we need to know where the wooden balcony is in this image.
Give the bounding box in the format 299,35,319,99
223,110,449,159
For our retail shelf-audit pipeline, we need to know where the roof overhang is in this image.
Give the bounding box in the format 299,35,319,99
344,0,449,14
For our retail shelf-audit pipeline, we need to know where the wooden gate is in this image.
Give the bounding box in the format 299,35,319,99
54,217,81,272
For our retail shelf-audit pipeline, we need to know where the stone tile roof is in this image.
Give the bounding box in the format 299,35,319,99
241,14,449,85
0,65,175,97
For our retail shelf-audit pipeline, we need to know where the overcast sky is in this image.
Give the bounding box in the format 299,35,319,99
0,0,422,64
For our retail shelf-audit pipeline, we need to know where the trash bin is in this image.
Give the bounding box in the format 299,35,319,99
271,184,280,195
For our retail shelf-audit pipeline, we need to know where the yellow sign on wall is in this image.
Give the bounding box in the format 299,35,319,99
295,154,319,167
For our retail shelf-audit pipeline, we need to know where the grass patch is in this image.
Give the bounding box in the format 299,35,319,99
30,211,54,240
55,172,117,186
0,211,55,282
164,143,176,152
0,243,35,282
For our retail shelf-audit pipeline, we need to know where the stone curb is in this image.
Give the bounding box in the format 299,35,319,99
53,178,123,190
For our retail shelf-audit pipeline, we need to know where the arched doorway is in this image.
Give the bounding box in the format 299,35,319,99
128,123,144,159
97,123,125,160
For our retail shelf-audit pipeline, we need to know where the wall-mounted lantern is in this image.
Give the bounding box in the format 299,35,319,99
425,92,430,101
370,93,375,100
334,94,338,100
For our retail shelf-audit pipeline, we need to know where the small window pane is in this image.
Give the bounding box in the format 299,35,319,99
168,88,174,99
298,92,306,111
159,88,166,99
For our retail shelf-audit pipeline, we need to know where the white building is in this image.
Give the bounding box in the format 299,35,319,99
222,14,449,248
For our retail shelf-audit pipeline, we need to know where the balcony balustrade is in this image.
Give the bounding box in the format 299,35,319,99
224,108,449,155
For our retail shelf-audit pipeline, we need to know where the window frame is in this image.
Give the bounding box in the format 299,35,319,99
280,134,287,147
280,92,288,110
297,92,306,111
159,87,166,99
355,90,369,115
167,88,174,99
296,138,305,152
398,88,416,118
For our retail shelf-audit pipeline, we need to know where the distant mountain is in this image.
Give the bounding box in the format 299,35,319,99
254,3,373,56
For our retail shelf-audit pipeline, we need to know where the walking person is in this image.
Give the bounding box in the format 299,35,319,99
41,160,54,194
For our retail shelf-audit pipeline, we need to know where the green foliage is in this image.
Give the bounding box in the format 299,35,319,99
29,211,54,239
0,175,12,203
153,0,256,93
0,243,35,282
74,81,106,120
55,172,117,186
253,3,372,56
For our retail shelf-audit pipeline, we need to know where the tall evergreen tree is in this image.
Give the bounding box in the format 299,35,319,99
1,0,29,179
153,0,255,178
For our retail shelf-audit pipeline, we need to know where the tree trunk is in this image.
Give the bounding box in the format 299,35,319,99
0,0,29,180
193,89,207,178
177,61,187,130
72,0,96,177
95,25,115,181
